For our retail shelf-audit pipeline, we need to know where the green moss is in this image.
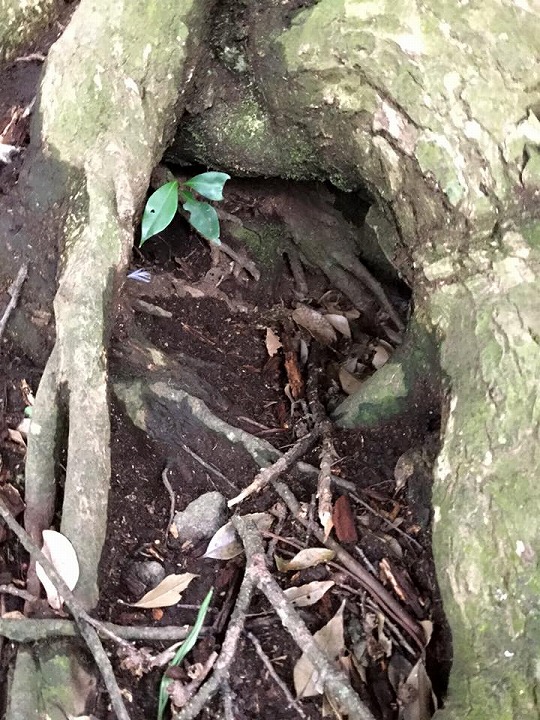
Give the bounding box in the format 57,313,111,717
227,222,285,267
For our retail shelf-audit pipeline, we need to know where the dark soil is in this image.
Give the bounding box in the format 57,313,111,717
0,19,450,720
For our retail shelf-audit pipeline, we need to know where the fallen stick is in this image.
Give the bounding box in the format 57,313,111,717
228,428,322,507
234,515,376,720
0,263,28,341
0,618,197,643
273,482,425,649
0,498,132,720
174,557,255,719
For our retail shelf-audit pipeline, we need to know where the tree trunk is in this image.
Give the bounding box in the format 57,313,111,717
168,2,540,717
1,0,539,717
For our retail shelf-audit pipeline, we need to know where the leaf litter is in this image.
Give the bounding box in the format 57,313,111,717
18,177,446,719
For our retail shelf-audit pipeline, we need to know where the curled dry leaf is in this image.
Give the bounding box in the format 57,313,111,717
338,367,363,396
292,305,337,346
275,547,335,572
204,512,274,560
36,530,80,610
265,328,282,357
372,341,393,369
283,580,335,607
130,572,197,609
293,599,346,698
324,313,351,339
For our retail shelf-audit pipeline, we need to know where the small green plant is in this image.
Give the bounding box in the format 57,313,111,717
157,588,213,720
140,172,230,248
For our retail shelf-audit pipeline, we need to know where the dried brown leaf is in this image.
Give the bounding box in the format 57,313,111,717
275,547,335,572
36,530,80,610
332,495,358,543
293,600,346,697
324,313,351,339
204,513,273,560
372,342,393,369
130,572,197,608
400,658,437,720
338,367,363,396
283,580,335,607
292,305,337,346
265,328,283,357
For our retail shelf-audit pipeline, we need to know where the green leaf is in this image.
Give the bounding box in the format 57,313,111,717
182,193,221,245
140,181,179,247
157,588,213,720
183,171,230,201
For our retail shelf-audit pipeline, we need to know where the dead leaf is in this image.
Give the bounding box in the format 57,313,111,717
36,530,80,610
0,483,25,518
292,305,337,346
130,572,197,608
204,513,273,560
338,367,363,396
2,610,25,619
372,342,392,369
400,658,437,720
275,547,335,572
324,314,351,339
265,328,282,357
293,600,346,697
283,580,335,607
6,428,26,447
332,495,358,543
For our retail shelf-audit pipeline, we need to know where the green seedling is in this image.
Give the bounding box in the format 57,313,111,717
157,588,214,720
140,172,230,248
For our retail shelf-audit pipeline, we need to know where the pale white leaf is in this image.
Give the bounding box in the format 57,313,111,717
7,428,26,447
292,305,337,345
16,418,31,437
36,530,79,610
372,343,391,369
324,314,351,338
299,338,309,366
275,547,335,572
293,600,346,697
338,367,363,395
130,572,197,608
284,580,335,607
204,513,273,560
265,328,282,357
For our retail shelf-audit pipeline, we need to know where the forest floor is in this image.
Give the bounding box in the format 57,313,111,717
0,20,450,720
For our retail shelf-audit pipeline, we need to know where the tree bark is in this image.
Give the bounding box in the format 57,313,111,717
167,2,540,717
1,0,539,717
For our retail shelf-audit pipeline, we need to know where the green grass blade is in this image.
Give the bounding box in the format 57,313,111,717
157,588,214,720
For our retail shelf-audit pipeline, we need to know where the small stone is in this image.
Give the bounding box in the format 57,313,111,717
173,491,227,543
125,560,166,597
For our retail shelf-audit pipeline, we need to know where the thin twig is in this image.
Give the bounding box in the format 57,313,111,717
0,499,132,720
228,428,322,507
0,584,37,602
272,482,425,649
174,558,256,719
246,631,307,719
0,618,198,643
161,466,176,537
234,516,376,720
180,442,237,491
0,264,28,341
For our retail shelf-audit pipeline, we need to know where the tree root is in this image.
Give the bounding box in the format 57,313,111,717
0,498,132,720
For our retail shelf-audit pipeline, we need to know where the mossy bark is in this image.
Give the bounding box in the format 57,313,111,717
0,0,64,65
168,1,540,716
